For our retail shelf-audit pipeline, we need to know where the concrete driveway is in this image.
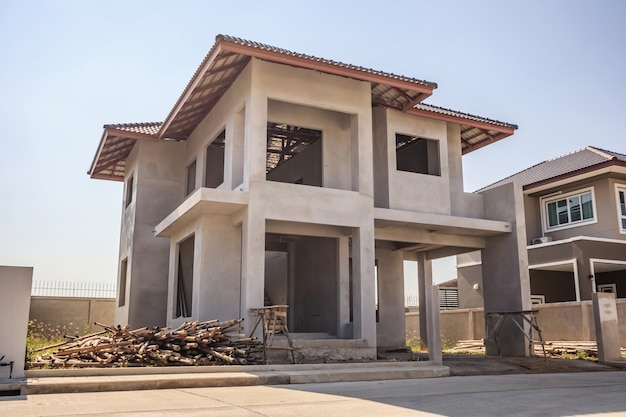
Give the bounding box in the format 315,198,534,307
2,371,626,417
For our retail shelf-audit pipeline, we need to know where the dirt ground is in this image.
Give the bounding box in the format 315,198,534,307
376,350,624,376
442,353,622,376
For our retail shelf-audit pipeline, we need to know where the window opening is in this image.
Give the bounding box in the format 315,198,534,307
395,134,440,176
175,235,194,318
205,129,225,188
617,186,626,232
598,283,616,294
118,258,128,307
125,175,133,207
266,122,322,186
530,295,545,305
186,160,197,196
544,189,594,230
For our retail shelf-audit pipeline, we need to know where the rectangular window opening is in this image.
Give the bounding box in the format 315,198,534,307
118,258,128,307
617,186,626,232
266,122,322,186
205,129,225,188
175,235,195,318
186,160,197,196
395,134,440,176
125,175,133,208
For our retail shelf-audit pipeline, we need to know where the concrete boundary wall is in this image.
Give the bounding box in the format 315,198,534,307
29,297,115,334
406,299,626,346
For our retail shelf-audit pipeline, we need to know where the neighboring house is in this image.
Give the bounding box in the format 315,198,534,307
89,35,528,356
458,146,626,307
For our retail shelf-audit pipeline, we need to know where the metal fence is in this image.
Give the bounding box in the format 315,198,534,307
31,281,117,299
405,288,459,309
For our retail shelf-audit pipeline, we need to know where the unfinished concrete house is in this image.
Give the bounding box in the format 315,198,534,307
89,35,527,359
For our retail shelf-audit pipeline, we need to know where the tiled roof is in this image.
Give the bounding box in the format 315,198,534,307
90,34,518,181
413,103,518,130
479,146,626,191
104,122,162,136
217,35,438,89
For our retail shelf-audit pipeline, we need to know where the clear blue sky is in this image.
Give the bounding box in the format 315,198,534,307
1,1,624,285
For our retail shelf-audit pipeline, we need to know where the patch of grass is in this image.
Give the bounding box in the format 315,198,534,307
406,330,421,352
25,320,86,366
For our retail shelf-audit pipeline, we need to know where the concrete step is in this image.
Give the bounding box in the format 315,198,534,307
19,362,449,395
267,338,376,363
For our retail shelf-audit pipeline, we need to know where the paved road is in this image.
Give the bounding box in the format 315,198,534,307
2,371,626,417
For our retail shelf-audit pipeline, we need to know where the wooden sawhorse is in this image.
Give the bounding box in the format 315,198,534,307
250,305,297,364
485,310,546,357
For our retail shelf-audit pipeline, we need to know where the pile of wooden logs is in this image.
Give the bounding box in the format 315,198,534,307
32,319,263,368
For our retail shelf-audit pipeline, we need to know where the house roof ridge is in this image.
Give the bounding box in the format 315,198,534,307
215,34,439,88
475,145,626,192
586,145,615,160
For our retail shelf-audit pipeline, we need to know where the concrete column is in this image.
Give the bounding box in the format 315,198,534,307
244,88,267,188
0,266,33,379
352,112,374,197
480,182,531,357
592,293,622,364
337,236,351,338
240,207,266,338
426,285,442,365
351,226,377,347
375,244,406,349
417,252,433,351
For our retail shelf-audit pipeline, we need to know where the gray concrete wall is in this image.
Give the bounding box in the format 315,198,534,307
29,297,115,334
118,139,185,328
292,236,338,335
375,242,407,349
383,108,452,215
406,299,626,346
481,182,531,356
0,266,32,379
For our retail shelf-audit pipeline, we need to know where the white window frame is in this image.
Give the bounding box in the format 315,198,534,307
615,183,626,234
540,187,597,233
530,295,545,305
597,283,616,294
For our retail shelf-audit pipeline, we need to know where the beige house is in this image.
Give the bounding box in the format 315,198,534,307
458,146,626,307
89,35,528,358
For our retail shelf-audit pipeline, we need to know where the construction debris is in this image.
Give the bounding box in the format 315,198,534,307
31,319,263,368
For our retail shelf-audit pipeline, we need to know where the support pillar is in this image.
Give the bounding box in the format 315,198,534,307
480,182,531,357
337,236,351,338
240,207,266,338
417,252,433,351
426,285,442,365
592,292,623,364
351,226,377,347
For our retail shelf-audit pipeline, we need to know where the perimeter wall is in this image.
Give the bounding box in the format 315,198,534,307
406,299,626,346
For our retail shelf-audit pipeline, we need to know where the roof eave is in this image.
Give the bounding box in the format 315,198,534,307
403,106,517,154
88,129,110,178
523,160,626,192
89,127,159,180
158,43,225,140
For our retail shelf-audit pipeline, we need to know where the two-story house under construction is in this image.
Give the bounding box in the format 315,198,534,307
89,35,528,358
